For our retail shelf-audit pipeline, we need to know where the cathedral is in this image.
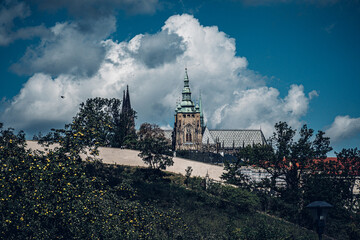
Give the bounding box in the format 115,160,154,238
164,69,266,154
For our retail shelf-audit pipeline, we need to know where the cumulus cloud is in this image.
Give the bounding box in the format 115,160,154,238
2,14,315,137
11,17,116,76
7,0,159,75
213,85,311,137
132,30,186,68
0,0,50,46
326,115,360,142
2,73,80,131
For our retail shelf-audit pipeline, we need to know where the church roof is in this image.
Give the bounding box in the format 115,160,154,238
203,129,267,148
164,127,267,149
202,127,215,145
175,68,200,114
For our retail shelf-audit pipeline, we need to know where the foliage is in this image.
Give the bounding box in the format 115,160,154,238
176,149,236,164
67,97,137,149
220,121,360,239
0,124,186,239
221,145,252,188
232,122,333,203
137,123,173,170
334,148,360,212
1,120,356,239
1,125,103,238
184,166,193,186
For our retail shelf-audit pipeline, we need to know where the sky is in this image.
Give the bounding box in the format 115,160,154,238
0,0,359,154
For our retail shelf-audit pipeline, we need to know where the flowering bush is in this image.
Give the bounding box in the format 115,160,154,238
0,124,184,239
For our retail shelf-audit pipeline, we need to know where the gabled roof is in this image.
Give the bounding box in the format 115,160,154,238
206,129,266,148
202,127,215,145
164,128,267,149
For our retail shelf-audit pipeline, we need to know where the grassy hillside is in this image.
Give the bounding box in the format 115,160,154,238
0,126,323,239
85,162,320,239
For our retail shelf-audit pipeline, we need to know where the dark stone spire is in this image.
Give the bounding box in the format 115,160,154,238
122,85,132,114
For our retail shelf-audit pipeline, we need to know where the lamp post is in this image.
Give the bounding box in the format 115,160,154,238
306,201,333,240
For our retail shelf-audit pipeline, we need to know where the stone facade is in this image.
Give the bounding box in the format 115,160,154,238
174,112,202,150
173,68,203,150
171,69,266,153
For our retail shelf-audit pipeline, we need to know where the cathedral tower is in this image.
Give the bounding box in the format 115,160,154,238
173,69,203,150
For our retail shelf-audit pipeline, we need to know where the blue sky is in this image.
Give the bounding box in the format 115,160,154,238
0,0,359,154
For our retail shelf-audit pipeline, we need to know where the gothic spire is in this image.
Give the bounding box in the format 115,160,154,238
182,68,192,102
199,91,204,127
121,85,132,114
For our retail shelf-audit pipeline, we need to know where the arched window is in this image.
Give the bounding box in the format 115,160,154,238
185,130,192,142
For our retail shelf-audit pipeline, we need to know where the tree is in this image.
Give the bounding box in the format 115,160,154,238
70,97,116,147
0,123,187,239
224,122,333,206
0,124,105,238
137,123,173,170
260,123,331,201
60,97,136,149
221,146,252,188
184,166,193,186
334,148,360,211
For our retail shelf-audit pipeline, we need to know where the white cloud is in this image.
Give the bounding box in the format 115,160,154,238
0,0,50,46
326,115,360,142
1,14,315,138
131,30,186,68
160,124,173,130
308,90,318,100
11,17,116,76
213,85,311,137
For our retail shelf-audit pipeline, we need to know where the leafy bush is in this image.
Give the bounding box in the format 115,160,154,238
0,125,185,239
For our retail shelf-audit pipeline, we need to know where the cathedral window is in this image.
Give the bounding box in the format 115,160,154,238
186,132,192,142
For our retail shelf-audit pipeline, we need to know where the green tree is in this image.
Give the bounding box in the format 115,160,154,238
222,122,333,207
0,124,106,238
0,123,185,239
137,123,173,170
61,97,137,148
334,148,360,212
70,97,116,147
119,107,137,149
253,122,331,202
221,145,252,188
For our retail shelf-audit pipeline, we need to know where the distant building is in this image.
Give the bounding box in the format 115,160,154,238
172,68,203,151
120,85,136,146
165,69,266,154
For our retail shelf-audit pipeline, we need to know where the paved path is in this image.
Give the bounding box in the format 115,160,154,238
26,141,225,181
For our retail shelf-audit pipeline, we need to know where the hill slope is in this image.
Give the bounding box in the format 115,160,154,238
26,140,224,181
